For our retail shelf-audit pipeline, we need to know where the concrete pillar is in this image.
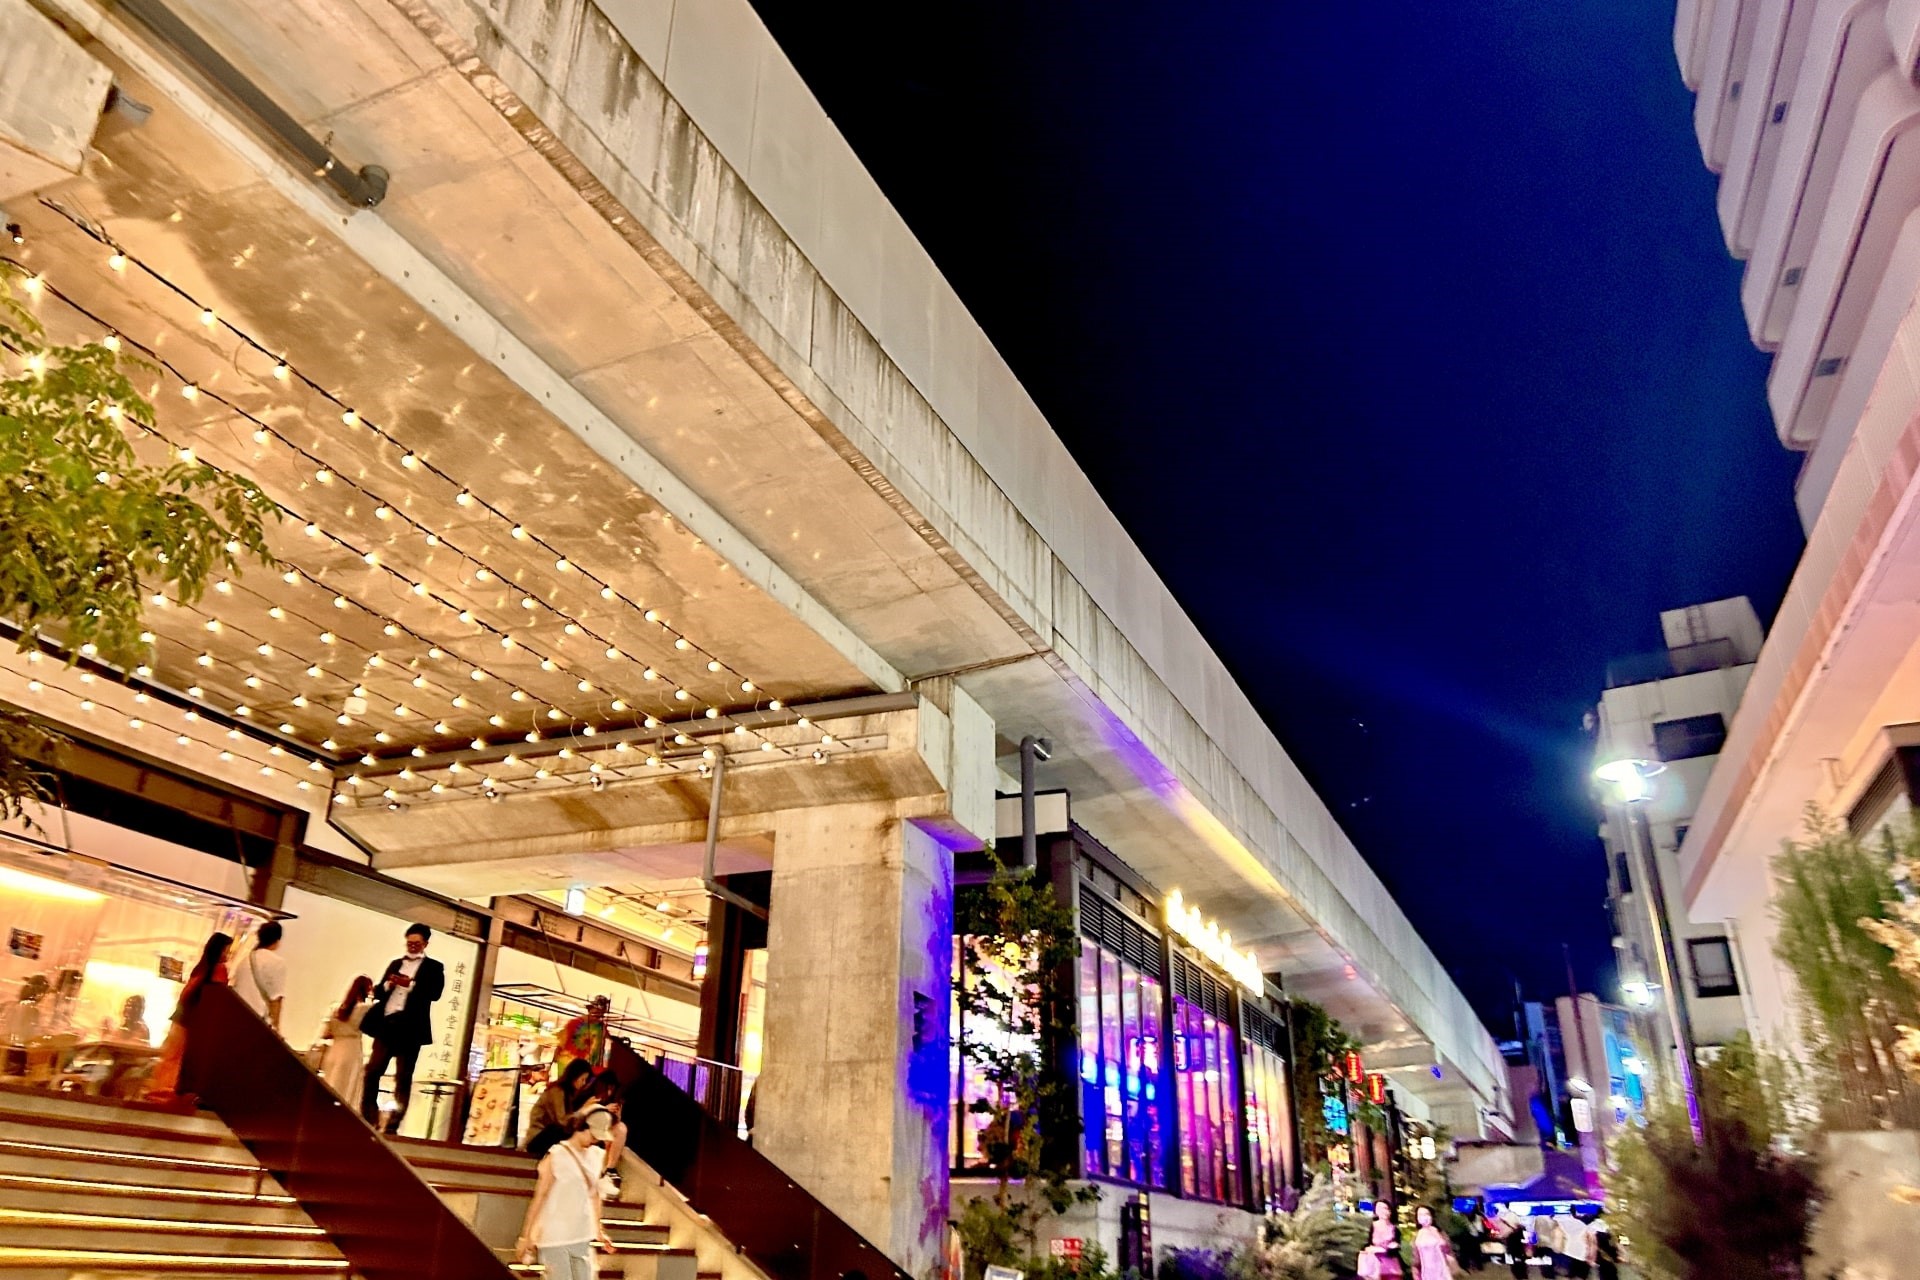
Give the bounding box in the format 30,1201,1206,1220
0,0,111,200
756,801,954,1278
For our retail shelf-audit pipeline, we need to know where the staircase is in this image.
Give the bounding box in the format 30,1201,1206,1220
394,1142,705,1280
0,1086,351,1279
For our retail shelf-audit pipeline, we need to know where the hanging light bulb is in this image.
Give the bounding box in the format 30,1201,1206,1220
181,383,200,401
314,467,332,484
456,490,474,507
374,505,392,521
307,664,323,678
108,250,127,271
199,308,217,328
562,623,580,637
272,360,290,381
522,597,537,611
708,660,722,673
642,668,658,682
333,596,349,610
674,638,691,652
319,632,336,646
401,452,420,470
555,558,571,573
643,609,659,623
610,699,628,712
305,522,321,538
540,659,557,673
340,409,359,427
428,647,445,660
600,586,615,601
252,426,270,445
510,690,529,703
268,606,285,620
510,525,528,540
769,699,784,711
474,567,492,583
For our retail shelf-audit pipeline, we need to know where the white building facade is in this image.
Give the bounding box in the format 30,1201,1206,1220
1673,0,1920,1050
1592,599,1759,1064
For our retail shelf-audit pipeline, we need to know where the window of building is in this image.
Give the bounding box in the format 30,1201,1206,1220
1653,714,1728,763
950,932,1040,1169
1171,956,1243,1205
1688,937,1740,998
1241,1009,1294,1212
1076,938,1166,1188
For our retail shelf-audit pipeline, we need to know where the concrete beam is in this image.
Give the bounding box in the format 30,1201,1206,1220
0,0,111,199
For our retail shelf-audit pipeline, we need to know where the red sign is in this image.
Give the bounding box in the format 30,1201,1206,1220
1345,1050,1365,1082
1050,1239,1084,1260
1367,1072,1388,1105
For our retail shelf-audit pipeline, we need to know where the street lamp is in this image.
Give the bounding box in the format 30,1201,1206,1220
1593,757,1703,1142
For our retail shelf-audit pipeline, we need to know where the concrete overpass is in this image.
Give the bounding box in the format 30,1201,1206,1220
4,0,1508,1264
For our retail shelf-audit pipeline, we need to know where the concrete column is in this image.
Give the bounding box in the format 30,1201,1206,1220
756,801,954,1278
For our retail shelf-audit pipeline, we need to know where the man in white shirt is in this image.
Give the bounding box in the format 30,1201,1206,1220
1556,1212,1593,1279
231,921,287,1032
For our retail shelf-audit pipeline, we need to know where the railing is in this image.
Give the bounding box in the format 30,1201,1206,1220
1604,638,1740,688
604,1039,910,1280
627,1035,745,1131
183,984,515,1280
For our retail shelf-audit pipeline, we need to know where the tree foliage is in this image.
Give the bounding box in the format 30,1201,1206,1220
1771,810,1920,1125
0,261,276,820
1225,1176,1369,1280
1287,1000,1379,1174
952,851,1097,1277
1605,1035,1816,1280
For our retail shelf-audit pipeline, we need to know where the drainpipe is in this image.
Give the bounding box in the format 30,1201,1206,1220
701,751,766,920
1018,735,1052,870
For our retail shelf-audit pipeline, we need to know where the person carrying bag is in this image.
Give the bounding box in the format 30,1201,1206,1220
516,1110,615,1278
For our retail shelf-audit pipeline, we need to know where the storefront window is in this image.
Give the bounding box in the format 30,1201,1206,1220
952,934,1040,1169
1174,994,1243,1204
1245,1040,1292,1210
1076,936,1168,1189
0,845,266,1091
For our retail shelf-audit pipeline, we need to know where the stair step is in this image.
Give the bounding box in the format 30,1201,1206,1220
0,1138,267,1183
0,1187,309,1227
0,1219,336,1260
0,1243,349,1273
0,1170,292,1207
0,1113,253,1169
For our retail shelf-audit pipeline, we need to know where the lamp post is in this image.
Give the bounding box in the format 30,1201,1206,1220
1593,758,1703,1142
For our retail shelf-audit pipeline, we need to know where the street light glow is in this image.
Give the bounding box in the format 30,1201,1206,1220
1594,757,1665,803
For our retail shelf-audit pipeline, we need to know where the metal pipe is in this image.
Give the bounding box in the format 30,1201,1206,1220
700,750,766,920
1623,801,1703,1140
1018,735,1051,869
106,0,389,207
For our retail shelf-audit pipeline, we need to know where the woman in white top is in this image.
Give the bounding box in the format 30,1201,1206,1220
318,976,373,1101
517,1108,614,1279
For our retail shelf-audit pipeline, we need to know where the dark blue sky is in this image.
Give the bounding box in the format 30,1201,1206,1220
748,0,1807,1033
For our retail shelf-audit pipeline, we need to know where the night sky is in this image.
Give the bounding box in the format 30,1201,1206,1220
746,0,1808,1035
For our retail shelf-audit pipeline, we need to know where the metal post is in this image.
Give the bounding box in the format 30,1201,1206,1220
1018,736,1051,870
1621,801,1703,1140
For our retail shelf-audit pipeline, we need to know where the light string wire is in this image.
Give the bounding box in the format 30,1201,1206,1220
33,202,760,702
5,262,785,760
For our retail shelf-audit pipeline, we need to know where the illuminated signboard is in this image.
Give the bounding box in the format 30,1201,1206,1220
1163,889,1263,994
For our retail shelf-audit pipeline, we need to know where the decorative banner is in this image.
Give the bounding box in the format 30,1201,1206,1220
1367,1072,1387,1104
1163,889,1263,994
1345,1050,1366,1082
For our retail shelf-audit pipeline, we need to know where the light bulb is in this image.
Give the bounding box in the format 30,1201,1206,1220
341,409,359,427
610,699,628,712
199,308,217,327
314,468,332,484
487,715,504,728
769,699,783,710
563,623,580,637
411,675,426,689
600,586,614,600
458,610,475,624
203,619,221,633
25,679,40,693
741,680,755,693
374,505,392,521
305,523,320,538
383,624,400,637
540,659,557,673
393,705,410,717
706,708,720,720
708,660,722,673
176,447,196,464
268,606,285,619
510,525,527,540
363,551,379,567
642,668,658,681
319,632,336,645
307,665,322,678
760,741,773,752
475,567,492,582
643,609,659,623
522,597,537,611
272,361,289,381
181,383,199,400
334,596,348,609
674,638,691,652
499,636,515,649
337,713,352,726
257,643,273,657
21,275,42,295
456,490,473,507
351,685,367,698
401,452,419,469
433,721,449,734
428,647,445,660
510,690,528,703
472,739,487,750
292,695,309,708
674,689,690,701
555,558,571,573
244,676,261,690
109,251,127,271
547,709,563,720
470,669,486,682
577,679,593,692
252,427,269,445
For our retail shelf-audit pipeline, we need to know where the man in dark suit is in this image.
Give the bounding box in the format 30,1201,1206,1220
359,922,445,1134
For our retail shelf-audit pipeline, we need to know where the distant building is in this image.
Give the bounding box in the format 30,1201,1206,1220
1592,599,1759,1067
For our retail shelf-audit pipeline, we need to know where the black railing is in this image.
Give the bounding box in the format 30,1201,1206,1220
1605,638,1740,688
605,1039,909,1280
183,984,514,1280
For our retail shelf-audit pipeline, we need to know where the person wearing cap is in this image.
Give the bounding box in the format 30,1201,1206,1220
517,1108,615,1277
358,922,445,1134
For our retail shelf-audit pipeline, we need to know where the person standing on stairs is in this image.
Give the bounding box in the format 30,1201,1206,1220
358,923,444,1134
144,932,231,1104
517,1110,615,1279
232,921,287,1033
